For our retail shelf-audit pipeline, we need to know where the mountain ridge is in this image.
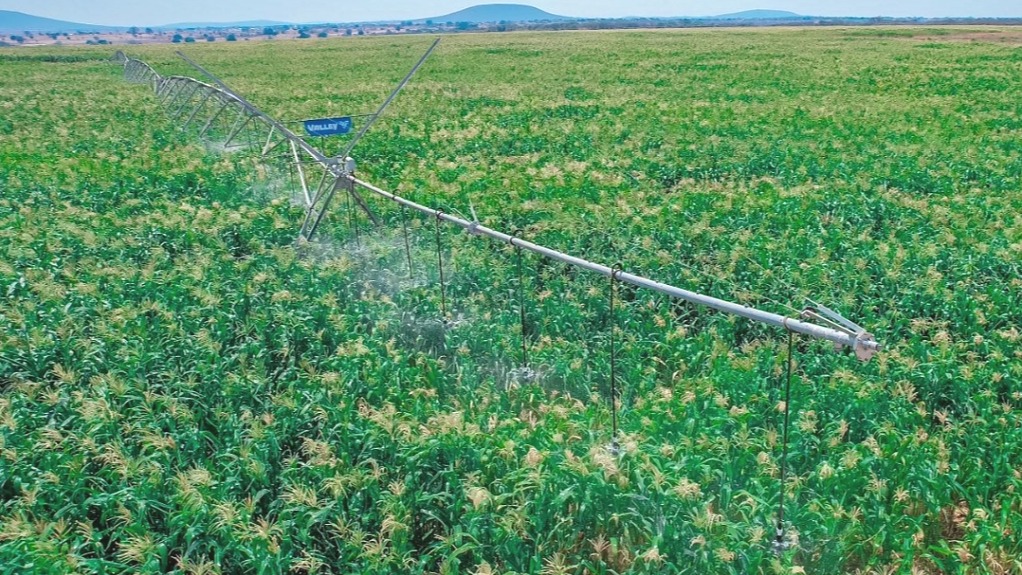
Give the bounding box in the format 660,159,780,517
158,20,291,30
420,4,571,23
10,6,984,36
712,10,803,20
0,10,119,33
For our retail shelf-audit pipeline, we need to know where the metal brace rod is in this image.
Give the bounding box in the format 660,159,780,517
157,79,176,103
162,79,186,106
349,175,881,359
338,37,441,161
263,134,289,158
183,88,217,129
168,81,192,109
224,111,254,148
170,83,203,119
155,78,170,99
178,84,210,118
312,167,332,205
199,99,232,138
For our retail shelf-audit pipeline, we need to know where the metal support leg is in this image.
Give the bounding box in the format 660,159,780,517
402,204,413,278
435,214,447,320
290,140,312,207
517,247,529,367
261,126,276,156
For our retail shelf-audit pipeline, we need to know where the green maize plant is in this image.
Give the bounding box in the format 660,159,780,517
1,27,1021,574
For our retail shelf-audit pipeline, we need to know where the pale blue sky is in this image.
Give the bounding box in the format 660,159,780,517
1,1,1018,27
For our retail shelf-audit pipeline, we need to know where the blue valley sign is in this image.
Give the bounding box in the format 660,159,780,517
303,117,354,137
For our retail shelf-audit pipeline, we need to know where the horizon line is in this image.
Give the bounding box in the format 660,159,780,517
3,7,1022,30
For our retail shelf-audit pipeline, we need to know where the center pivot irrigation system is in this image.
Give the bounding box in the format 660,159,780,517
113,45,881,362
114,42,883,550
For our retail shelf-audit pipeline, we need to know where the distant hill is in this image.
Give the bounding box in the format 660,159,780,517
0,10,119,33
711,10,803,20
158,20,292,30
423,4,571,24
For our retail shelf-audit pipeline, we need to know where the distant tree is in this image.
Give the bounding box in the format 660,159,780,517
344,28,353,36
226,33,237,41
11,35,25,44
172,33,183,43
357,27,364,36
298,30,311,39
128,26,139,36
184,36,196,43
317,31,328,38
145,27,154,34
263,26,277,37
426,19,434,25
456,21,473,30
206,35,216,42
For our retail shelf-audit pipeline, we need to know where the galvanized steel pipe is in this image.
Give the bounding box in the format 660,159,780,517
350,175,881,360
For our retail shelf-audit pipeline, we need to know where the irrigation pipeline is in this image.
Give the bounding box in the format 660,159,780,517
113,50,882,361
349,176,881,360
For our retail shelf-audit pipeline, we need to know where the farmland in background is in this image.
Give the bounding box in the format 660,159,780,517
1,28,1021,574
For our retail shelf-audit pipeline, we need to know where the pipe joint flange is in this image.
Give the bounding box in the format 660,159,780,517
854,332,879,362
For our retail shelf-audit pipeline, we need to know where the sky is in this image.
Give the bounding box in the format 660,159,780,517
1,1,1018,27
